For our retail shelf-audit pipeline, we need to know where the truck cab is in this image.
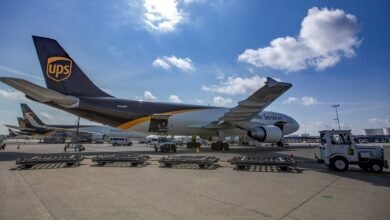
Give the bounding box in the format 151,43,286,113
154,137,177,153
319,130,388,172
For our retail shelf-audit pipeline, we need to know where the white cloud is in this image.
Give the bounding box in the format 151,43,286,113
302,96,319,106
202,76,267,95
283,96,319,106
153,58,171,69
0,89,26,101
169,95,182,103
282,97,300,105
238,7,361,72
143,0,184,32
144,91,157,101
39,112,54,120
369,118,390,127
153,56,194,71
213,96,232,107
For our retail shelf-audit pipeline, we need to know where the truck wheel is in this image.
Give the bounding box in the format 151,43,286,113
331,157,349,172
370,161,383,173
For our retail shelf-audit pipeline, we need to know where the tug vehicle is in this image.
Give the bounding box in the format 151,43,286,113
318,130,388,172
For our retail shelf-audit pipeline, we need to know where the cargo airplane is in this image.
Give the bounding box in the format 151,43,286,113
0,36,299,149
5,117,50,136
5,103,95,136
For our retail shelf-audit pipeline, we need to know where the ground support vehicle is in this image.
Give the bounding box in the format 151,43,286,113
159,156,219,168
109,137,133,146
16,153,83,169
92,153,150,166
230,156,296,171
318,130,388,172
154,138,177,153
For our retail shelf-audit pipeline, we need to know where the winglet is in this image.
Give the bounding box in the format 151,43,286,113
266,77,279,87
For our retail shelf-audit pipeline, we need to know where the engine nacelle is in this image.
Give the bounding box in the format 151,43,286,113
247,125,283,143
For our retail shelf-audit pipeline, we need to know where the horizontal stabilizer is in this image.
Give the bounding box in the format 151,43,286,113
0,77,79,107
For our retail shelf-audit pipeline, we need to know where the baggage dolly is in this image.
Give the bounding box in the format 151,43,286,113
16,153,83,169
159,156,219,168
230,156,296,171
92,152,150,167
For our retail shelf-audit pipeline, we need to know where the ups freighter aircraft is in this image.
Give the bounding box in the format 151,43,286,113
5,103,94,136
0,36,299,148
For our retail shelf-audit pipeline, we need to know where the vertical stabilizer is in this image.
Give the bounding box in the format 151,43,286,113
32,36,112,97
21,103,45,125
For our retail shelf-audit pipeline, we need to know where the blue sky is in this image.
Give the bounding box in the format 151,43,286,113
0,0,389,135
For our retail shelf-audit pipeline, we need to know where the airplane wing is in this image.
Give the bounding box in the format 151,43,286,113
0,77,79,107
215,77,292,129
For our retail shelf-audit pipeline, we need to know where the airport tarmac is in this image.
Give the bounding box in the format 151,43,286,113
0,142,389,220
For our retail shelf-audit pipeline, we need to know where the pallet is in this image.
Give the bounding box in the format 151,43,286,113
16,153,83,169
230,156,296,171
92,153,150,166
159,155,219,168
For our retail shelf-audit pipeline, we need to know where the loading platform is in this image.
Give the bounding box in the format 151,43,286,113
16,153,83,169
159,155,219,168
92,152,150,166
230,156,296,171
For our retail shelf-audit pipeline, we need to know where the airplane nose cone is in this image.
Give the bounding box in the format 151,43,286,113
292,120,300,132
285,118,299,134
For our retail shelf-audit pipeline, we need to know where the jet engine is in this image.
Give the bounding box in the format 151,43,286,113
247,125,283,142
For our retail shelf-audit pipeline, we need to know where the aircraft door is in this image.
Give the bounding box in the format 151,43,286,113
149,114,171,133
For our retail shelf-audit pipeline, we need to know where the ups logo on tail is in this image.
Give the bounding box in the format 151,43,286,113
46,57,72,82
19,121,26,128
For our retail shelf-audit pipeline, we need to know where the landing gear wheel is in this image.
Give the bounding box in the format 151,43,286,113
222,142,229,151
211,143,217,151
330,157,349,172
370,161,383,173
211,142,229,151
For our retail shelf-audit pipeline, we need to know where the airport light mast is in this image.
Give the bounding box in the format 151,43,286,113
332,104,341,130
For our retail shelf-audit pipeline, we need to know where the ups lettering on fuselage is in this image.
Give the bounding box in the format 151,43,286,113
46,57,72,82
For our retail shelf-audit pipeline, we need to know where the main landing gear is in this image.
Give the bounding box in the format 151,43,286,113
210,141,229,151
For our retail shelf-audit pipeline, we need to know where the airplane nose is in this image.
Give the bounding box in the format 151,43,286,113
285,118,299,134
292,120,300,132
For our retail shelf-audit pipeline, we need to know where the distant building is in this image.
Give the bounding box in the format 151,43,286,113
383,128,390,136
363,128,384,136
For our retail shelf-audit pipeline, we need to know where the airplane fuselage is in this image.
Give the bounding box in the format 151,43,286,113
51,97,299,138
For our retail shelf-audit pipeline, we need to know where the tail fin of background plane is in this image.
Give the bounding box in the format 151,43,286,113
32,36,112,97
21,103,45,125
17,117,33,128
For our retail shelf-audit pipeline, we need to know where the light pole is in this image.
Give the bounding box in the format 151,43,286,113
332,104,341,130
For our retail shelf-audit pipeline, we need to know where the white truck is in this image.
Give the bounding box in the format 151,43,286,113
318,130,388,172
154,137,177,153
